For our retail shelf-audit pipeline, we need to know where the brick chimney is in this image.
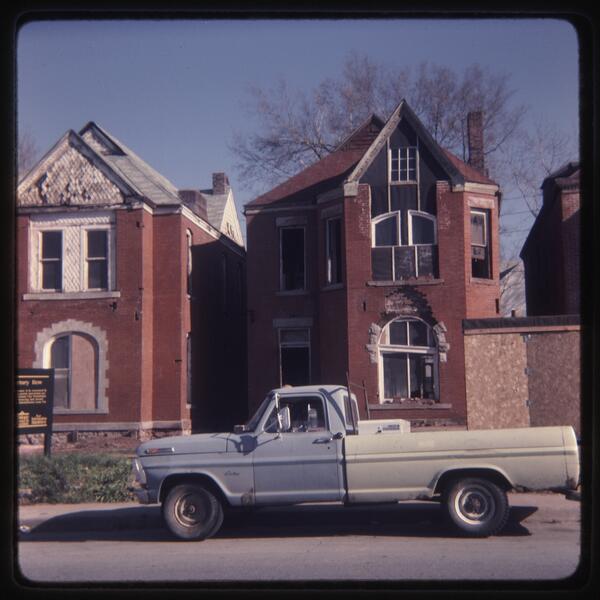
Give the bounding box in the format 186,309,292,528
467,111,485,174
212,172,230,195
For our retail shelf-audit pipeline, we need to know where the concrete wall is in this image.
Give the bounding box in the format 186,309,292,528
464,321,580,435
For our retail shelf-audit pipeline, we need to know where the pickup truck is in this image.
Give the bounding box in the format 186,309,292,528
129,385,580,540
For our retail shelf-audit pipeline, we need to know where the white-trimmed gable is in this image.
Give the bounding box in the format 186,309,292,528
18,133,129,208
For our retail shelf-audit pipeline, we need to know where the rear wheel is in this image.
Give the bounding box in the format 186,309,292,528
163,483,224,540
443,477,509,537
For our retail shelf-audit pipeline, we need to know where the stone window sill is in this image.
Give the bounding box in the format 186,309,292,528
369,403,452,410
367,278,444,287
276,289,310,297
321,283,344,292
23,291,121,301
470,277,496,286
54,408,109,415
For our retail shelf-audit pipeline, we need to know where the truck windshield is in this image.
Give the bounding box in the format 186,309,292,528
243,394,273,432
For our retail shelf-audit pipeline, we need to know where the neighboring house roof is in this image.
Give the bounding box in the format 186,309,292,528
244,99,496,211
246,114,383,209
520,160,580,259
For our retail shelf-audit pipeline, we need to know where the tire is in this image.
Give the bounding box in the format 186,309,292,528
443,477,509,537
162,483,224,541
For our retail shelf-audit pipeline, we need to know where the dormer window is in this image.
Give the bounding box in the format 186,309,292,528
390,147,417,183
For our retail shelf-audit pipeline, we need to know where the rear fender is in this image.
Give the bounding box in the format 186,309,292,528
433,466,514,496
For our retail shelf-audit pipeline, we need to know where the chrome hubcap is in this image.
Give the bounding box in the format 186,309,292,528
174,493,207,527
455,485,495,524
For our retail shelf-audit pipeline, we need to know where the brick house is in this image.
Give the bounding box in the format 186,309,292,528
520,161,580,316
17,122,247,439
244,101,501,427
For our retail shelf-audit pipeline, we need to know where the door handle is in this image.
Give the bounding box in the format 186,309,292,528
313,436,333,444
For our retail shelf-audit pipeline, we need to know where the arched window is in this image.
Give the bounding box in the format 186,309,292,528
378,318,438,403
48,333,98,411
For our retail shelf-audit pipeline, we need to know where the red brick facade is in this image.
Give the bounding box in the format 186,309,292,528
17,124,246,438
245,102,500,426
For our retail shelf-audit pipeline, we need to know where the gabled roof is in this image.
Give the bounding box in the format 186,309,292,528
79,122,182,207
245,99,497,210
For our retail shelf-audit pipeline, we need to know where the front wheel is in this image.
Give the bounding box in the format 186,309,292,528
163,483,224,540
443,477,509,537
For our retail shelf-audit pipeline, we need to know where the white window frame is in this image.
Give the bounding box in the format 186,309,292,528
278,327,311,387
470,209,491,279
38,229,64,291
279,226,306,292
389,146,418,184
371,211,402,248
325,216,343,285
407,210,437,278
377,318,439,403
83,227,112,291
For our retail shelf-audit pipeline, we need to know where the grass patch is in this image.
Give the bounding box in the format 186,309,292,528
19,453,134,504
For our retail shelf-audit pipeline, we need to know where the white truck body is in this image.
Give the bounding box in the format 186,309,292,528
130,385,579,539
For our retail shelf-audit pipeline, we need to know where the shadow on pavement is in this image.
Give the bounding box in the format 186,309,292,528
19,502,537,542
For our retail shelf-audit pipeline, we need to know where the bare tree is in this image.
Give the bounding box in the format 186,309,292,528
18,130,39,180
231,53,528,193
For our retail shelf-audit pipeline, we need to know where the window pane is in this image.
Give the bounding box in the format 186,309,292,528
409,356,422,398
389,321,408,345
383,353,408,399
374,215,398,246
471,212,486,246
87,230,107,258
88,260,108,289
411,215,435,244
51,336,70,369
409,320,430,346
42,231,61,259
281,228,305,290
42,262,61,290
371,247,393,280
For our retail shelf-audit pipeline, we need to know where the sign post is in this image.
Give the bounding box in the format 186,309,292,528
17,369,55,457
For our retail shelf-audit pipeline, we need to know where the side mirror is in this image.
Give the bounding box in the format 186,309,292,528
333,431,344,440
277,406,291,432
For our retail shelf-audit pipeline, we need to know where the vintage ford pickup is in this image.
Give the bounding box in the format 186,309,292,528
129,385,579,540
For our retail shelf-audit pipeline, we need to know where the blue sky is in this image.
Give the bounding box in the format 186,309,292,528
17,18,579,253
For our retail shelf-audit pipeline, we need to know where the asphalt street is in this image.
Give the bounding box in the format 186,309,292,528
15,492,582,584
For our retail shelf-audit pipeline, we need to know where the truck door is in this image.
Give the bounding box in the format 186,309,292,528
252,394,343,505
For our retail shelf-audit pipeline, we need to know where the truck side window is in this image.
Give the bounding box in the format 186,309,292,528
264,396,327,433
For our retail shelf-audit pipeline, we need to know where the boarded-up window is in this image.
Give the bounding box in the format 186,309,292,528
49,333,98,411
